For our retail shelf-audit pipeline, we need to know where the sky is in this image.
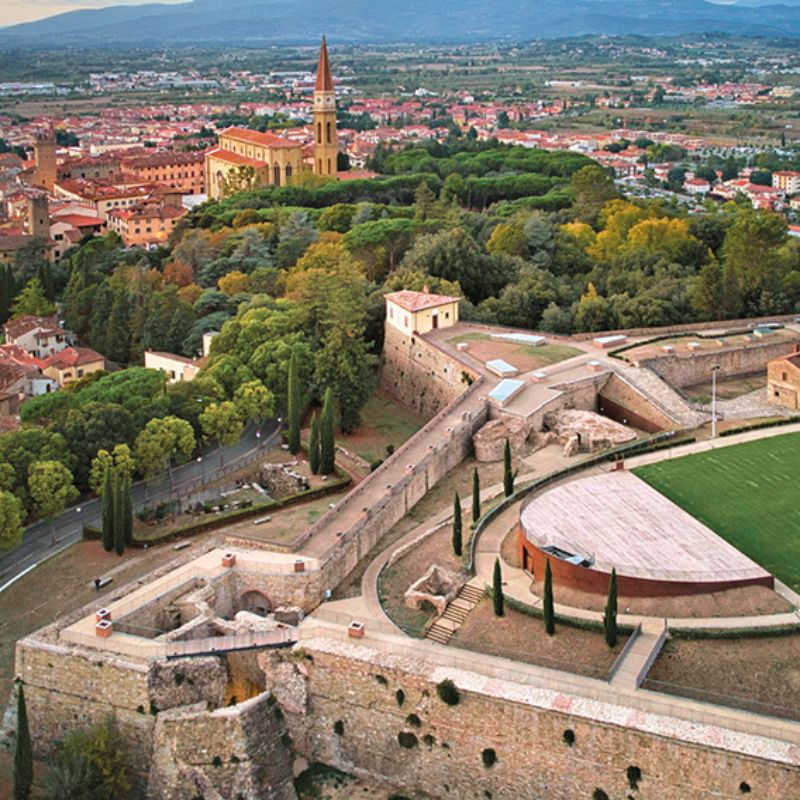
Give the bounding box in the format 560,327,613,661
0,0,187,27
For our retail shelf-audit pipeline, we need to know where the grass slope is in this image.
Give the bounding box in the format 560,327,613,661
634,433,800,592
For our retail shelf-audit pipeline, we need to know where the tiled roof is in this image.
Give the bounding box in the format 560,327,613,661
4,315,61,341
219,127,300,150
206,147,267,168
43,346,104,370
384,290,461,312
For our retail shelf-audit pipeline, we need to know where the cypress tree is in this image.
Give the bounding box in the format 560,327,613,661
503,438,514,497
309,412,321,475
319,387,335,475
101,466,114,552
14,683,32,800
492,557,504,617
472,467,481,523
604,568,618,648
113,477,125,557
122,473,133,545
543,558,555,636
287,350,301,454
452,492,462,557
0,265,11,324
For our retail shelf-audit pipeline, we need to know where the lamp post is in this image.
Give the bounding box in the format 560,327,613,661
711,364,720,439
197,456,205,484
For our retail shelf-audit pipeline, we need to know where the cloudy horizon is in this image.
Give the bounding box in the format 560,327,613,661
0,0,188,27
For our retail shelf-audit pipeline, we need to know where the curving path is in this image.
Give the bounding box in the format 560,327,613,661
0,422,281,592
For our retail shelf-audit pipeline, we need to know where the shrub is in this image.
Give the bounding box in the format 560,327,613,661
563,729,575,747
436,679,460,706
592,790,609,800
397,732,418,749
212,756,222,768
626,765,642,790
333,720,344,736
740,782,751,794
230,755,240,764
482,748,497,768
395,688,405,706
375,674,388,686
422,734,436,748
174,672,185,686
405,713,421,728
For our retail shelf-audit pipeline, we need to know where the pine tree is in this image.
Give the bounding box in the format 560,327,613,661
319,387,335,475
452,492,463,557
14,683,32,800
309,412,321,475
543,558,555,636
492,558,504,617
503,438,514,497
122,473,133,546
101,466,114,552
287,350,301,454
603,568,618,648
472,467,481,523
106,287,131,365
113,477,125,557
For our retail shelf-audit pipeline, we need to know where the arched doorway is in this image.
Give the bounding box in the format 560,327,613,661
239,589,272,617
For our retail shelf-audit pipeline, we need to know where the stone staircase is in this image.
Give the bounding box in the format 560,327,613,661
617,366,706,429
426,583,484,645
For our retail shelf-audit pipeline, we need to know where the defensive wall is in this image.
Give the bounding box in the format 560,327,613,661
637,338,800,389
283,634,799,800
598,373,681,432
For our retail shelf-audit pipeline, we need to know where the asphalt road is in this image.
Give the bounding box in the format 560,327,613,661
0,421,281,591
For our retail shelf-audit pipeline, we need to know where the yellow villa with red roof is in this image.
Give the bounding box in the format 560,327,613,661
206,36,338,199
384,288,461,335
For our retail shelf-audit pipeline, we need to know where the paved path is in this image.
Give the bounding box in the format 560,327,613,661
609,620,668,690
0,423,281,592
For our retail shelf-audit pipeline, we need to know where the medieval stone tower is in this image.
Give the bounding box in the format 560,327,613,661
27,194,50,239
33,128,57,193
313,36,338,178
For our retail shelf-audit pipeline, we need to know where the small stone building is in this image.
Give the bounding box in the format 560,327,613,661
767,345,800,410
384,287,461,335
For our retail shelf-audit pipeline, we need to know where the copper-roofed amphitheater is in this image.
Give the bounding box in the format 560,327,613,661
518,470,773,597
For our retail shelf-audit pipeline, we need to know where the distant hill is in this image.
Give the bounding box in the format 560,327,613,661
3,0,800,45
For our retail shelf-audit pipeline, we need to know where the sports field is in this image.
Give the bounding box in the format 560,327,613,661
633,433,800,593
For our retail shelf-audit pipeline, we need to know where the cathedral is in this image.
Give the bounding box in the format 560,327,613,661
206,37,338,200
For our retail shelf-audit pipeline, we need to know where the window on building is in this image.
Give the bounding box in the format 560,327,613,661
783,372,788,381
326,121,332,144
317,122,322,143
274,164,281,186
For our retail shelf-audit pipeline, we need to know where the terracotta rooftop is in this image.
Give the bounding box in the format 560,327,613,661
206,147,266,168
219,127,300,150
4,315,62,341
384,289,462,312
43,346,104,370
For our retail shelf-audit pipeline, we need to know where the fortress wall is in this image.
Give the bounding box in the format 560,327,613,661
291,646,799,800
380,324,479,419
598,373,676,432
15,641,156,767
147,692,296,800
639,339,798,388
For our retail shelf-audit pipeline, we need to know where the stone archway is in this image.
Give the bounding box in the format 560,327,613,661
239,589,272,617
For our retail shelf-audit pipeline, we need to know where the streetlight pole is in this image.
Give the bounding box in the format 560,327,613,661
711,364,720,439
197,456,205,484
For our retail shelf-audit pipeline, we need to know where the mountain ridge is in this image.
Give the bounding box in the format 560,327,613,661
3,0,800,45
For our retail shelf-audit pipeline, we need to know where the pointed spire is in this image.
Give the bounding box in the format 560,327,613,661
315,35,334,93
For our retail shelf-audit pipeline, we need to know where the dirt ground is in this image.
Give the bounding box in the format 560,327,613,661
643,634,800,721
501,528,794,619
451,599,626,679
449,334,583,373
379,524,467,637
336,390,424,467
683,374,767,404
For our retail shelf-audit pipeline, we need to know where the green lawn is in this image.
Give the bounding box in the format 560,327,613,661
634,433,800,592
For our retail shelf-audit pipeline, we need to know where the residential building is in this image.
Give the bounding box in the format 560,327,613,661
3,315,68,359
144,350,204,382
772,170,800,195
120,151,206,195
41,347,105,387
106,199,187,248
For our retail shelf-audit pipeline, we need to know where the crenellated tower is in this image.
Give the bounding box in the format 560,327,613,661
313,36,338,178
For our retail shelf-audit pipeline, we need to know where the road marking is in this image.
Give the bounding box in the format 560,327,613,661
0,562,38,594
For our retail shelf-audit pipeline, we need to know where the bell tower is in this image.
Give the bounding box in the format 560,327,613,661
33,127,57,193
313,36,338,178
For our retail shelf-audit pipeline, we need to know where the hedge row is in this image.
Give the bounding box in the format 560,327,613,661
84,472,351,547
719,416,800,437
